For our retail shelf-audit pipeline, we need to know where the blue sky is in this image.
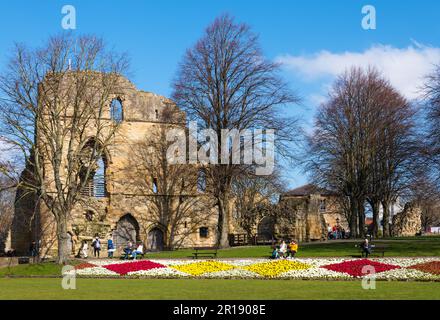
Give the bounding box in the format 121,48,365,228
0,0,439,189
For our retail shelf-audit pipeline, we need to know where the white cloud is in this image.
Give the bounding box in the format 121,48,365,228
277,42,440,100
0,138,18,163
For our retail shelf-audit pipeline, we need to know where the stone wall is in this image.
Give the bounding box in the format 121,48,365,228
276,194,346,242
391,202,422,237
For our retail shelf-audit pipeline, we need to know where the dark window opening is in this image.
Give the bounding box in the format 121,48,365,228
152,178,158,194
319,199,326,213
85,211,94,222
155,109,159,120
199,227,209,238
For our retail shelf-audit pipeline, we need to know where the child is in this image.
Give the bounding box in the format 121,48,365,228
271,246,280,259
81,240,89,259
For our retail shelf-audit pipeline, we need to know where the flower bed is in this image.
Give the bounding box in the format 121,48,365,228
322,259,400,277
408,261,440,275
171,261,235,276
69,258,440,281
244,260,311,277
103,260,166,275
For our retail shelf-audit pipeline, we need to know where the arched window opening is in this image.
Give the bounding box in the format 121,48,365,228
110,98,123,123
80,140,108,198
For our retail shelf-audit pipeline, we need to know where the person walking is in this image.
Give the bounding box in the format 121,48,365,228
107,236,115,258
81,241,89,259
92,236,101,258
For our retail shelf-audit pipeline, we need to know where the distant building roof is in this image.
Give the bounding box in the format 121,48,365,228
283,184,336,197
365,218,373,226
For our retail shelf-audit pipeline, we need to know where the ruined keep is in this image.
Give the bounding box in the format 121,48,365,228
11,74,220,258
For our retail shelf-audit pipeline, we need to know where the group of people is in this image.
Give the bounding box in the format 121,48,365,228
123,242,144,260
271,240,298,259
327,224,346,240
79,236,116,259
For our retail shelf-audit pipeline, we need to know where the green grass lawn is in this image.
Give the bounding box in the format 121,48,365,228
0,238,439,300
145,238,440,259
0,278,439,300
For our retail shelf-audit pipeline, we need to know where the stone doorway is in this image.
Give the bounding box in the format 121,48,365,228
147,227,164,251
113,214,140,250
257,216,275,240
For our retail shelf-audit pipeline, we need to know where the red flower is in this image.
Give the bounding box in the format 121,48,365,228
75,262,97,270
103,260,166,275
322,259,400,277
408,261,440,275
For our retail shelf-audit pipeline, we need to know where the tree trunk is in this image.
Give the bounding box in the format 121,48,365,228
56,213,69,264
357,198,365,238
371,200,380,238
217,196,230,248
382,200,391,238
349,198,358,238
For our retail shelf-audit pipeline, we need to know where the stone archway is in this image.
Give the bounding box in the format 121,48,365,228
113,214,140,250
257,216,275,240
147,227,164,251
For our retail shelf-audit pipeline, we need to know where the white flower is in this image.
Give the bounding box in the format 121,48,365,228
367,268,437,280
127,268,190,278
202,269,261,279
280,267,352,279
75,266,119,276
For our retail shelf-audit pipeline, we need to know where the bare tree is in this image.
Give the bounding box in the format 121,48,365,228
307,67,417,238
123,124,216,250
408,173,440,232
0,34,129,263
172,14,299,247
424,64,440,185
231,170,284,239
0,174,15,254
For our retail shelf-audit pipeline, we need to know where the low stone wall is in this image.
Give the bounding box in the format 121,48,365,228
0,257,18,268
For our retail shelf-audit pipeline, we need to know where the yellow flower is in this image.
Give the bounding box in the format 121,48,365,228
244,260,311,277
172,261,235,276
